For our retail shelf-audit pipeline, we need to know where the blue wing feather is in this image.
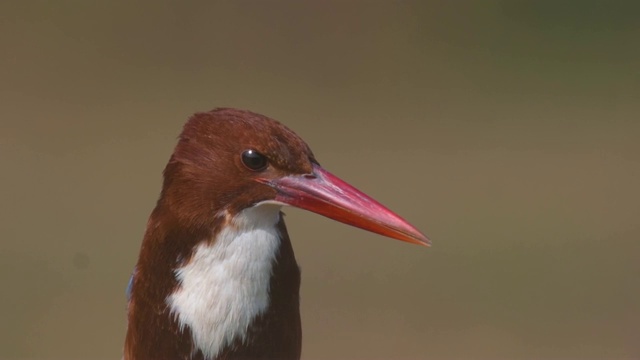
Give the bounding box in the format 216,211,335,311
126,267,136,302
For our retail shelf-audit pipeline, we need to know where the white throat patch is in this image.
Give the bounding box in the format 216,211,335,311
168,203,283,359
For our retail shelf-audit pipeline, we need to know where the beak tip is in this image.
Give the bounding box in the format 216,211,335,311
414,235,432,247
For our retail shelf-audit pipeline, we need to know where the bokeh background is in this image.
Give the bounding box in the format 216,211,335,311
1,1,639,359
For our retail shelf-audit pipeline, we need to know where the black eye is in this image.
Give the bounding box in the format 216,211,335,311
241,149,268,171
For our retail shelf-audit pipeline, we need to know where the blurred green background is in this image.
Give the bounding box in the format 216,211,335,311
1,1,639,359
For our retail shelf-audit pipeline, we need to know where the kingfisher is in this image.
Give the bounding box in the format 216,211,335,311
124,108,429,360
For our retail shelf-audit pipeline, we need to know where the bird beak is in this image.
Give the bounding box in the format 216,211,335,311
257,164,430,246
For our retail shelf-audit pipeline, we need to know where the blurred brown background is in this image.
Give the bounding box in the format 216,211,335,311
1,1,639,359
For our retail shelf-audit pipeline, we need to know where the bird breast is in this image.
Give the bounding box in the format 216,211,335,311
167,203,283,359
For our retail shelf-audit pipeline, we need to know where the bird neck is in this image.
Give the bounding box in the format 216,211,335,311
125,204,302,360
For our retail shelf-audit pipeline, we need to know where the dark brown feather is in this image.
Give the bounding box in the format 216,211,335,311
125,108,311,359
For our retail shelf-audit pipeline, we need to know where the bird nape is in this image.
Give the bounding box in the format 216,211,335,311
124,108,429,360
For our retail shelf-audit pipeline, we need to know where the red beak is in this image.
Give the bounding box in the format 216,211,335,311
257,164,430,246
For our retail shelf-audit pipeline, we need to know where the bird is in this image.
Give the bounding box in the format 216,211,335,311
124,108,429,360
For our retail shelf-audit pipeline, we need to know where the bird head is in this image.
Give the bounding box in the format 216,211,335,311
160,108,429,246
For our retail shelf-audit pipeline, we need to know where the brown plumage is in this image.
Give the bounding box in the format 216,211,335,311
124,108,428,360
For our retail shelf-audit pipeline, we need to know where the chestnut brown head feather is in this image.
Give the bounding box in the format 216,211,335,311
160,108,317,227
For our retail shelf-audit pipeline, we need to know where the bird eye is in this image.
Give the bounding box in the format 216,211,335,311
241,150,268,171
